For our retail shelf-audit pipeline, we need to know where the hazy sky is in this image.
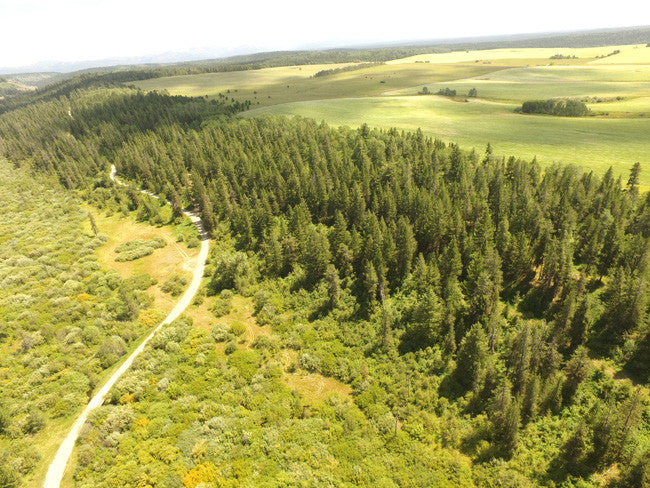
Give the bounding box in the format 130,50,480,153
1,0,649,68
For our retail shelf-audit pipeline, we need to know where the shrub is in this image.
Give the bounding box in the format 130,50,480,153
161,274,189,296
227,350,260,382
22,410,46,434
114,237,166,262
437,87,457,97
210,292,233,317
0,465,18,488
298,352,322,372
211,323,232,342
230,321,246,337
224,340,237,355
252,335,280,354
96,336,127,368
208,252,255,294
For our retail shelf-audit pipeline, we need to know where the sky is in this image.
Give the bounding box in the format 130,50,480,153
1,0,649,69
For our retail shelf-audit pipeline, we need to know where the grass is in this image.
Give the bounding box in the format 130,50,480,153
389,65,650,112
84,206,196,314
188,294,269,347
50,209,199,487
386,44,646,64
246,96,650,186
18,413,85,488
592,44,650,64
283,371,352,403
188,292,351,403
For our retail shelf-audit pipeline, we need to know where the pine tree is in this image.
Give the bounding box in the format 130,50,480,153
325,264,340,310
627,162,641,196
302,226,331,285
88,211,98,236
454,323,489,392
394,216,416,283
490,382,520,458
563,347,591,404
562,421,591,475
362,261,379,305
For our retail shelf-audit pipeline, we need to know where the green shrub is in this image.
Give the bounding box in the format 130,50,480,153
230,321,246,337
211,322,232,342
298,352,322,372
224,340,237,355
210,291,233,317
227,350,260,381
208,251,255,293
161,274,188,296
22,410,46,434
437,87,457,96
114,237,166,261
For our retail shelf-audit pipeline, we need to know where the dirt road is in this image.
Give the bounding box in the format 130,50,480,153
44,166,209,487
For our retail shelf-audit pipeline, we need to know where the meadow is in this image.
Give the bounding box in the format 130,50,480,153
385,43,647,64
133,62,501,107
0,157,201,487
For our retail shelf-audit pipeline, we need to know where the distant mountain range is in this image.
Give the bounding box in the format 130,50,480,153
2,24,649,76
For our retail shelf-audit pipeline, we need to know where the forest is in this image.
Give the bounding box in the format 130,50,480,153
0,84,649,487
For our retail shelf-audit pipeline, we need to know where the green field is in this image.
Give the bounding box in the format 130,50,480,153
133,43,650,186
389,64,650,112
387,43,648,64
134,63,503,107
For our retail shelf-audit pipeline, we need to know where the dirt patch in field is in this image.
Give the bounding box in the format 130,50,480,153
284,371,352,403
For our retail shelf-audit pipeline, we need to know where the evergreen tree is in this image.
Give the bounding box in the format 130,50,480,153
325,264,341,310
394,215,416,283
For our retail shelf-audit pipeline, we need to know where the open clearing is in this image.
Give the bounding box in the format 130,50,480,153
388,64,650,112
85,207,197,314
189,294,270,348
284,370,352,403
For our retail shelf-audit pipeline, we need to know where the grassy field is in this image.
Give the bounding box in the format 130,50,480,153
388,64,650,114
133,43,650,186
134,62,502,108
246,96,650,186
387,44,648,64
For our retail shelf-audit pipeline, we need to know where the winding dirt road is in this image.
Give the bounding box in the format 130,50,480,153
44,166,209,488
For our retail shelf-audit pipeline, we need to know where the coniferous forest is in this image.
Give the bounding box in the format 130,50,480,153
0,86,649,487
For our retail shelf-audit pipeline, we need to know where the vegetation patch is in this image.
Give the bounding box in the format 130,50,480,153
520,98,591,116
160,274,189,296
113,237,166,261
0,161,154,487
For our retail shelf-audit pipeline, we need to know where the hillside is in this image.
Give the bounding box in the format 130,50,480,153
0,83,648,487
